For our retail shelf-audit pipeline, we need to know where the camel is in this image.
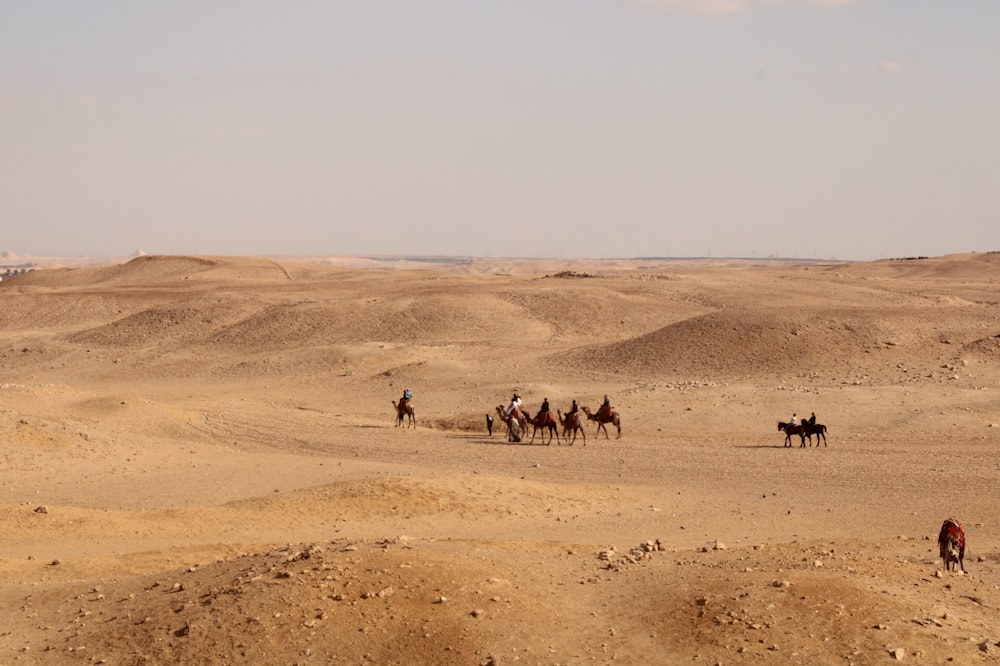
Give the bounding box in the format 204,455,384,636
496,405,528,443
938,518,966,572
392,399,415,428
581,405,621,439
526,410,561,445
558,409,586,445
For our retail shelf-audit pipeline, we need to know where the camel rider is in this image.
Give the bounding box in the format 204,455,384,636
505,394,522,420
535,397,550,421
599,394,612,419
401,388,413,407
568,399,579,416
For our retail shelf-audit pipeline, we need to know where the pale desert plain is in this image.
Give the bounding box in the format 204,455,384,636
1,252,1000,665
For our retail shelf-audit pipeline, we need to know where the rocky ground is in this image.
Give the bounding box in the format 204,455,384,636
1,252,999,665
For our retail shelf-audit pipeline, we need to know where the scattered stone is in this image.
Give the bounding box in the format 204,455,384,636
890,647,905,660
33,505,48,514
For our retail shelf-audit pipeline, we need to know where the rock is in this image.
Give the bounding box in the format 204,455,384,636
33,505,48,514
890,647,905,660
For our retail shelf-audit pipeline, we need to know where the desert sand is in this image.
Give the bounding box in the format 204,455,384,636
1,252,999,665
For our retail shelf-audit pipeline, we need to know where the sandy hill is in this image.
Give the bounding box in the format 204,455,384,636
1,253,999,664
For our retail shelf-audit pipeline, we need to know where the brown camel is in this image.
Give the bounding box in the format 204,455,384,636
581,405,621,439
526,411,561,445
496,405,528,443
558,409,586,445
392,399,415,428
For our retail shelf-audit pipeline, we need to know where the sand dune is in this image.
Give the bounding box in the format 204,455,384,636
2,253,999,664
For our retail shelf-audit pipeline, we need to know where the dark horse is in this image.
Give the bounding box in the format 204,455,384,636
777,421,806,447
803,421,828,447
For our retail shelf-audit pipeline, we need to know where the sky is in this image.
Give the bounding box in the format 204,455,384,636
1,0,998,261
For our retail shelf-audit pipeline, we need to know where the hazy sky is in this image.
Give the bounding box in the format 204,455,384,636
2,1,998,260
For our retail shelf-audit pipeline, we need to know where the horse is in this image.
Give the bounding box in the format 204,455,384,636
496,405,528,443
392,399,415,428
527,410,561,445
777,421,806,447
938,518,966,572
581,406,621,439
803,421,828,447
558,409,586,445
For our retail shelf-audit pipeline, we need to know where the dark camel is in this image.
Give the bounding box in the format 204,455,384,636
496,405,528,443
392,399,415,428
526,411,561,445
558,409,586,445
581,405,621,439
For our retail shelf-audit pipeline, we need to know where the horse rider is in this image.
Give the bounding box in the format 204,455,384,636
808,412,816,426
789,413,798,427
535,397,550,421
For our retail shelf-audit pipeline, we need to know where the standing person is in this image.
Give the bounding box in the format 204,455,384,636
486,413,494,436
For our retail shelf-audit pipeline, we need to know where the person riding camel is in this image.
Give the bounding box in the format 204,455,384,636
598,395,612,420
568,399,579,416
401,388,413,407
535,397,550,422
505,394,522,420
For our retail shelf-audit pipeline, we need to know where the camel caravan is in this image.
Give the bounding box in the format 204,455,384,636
492,394,619,444
388,387,619,444
388,389,832,452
